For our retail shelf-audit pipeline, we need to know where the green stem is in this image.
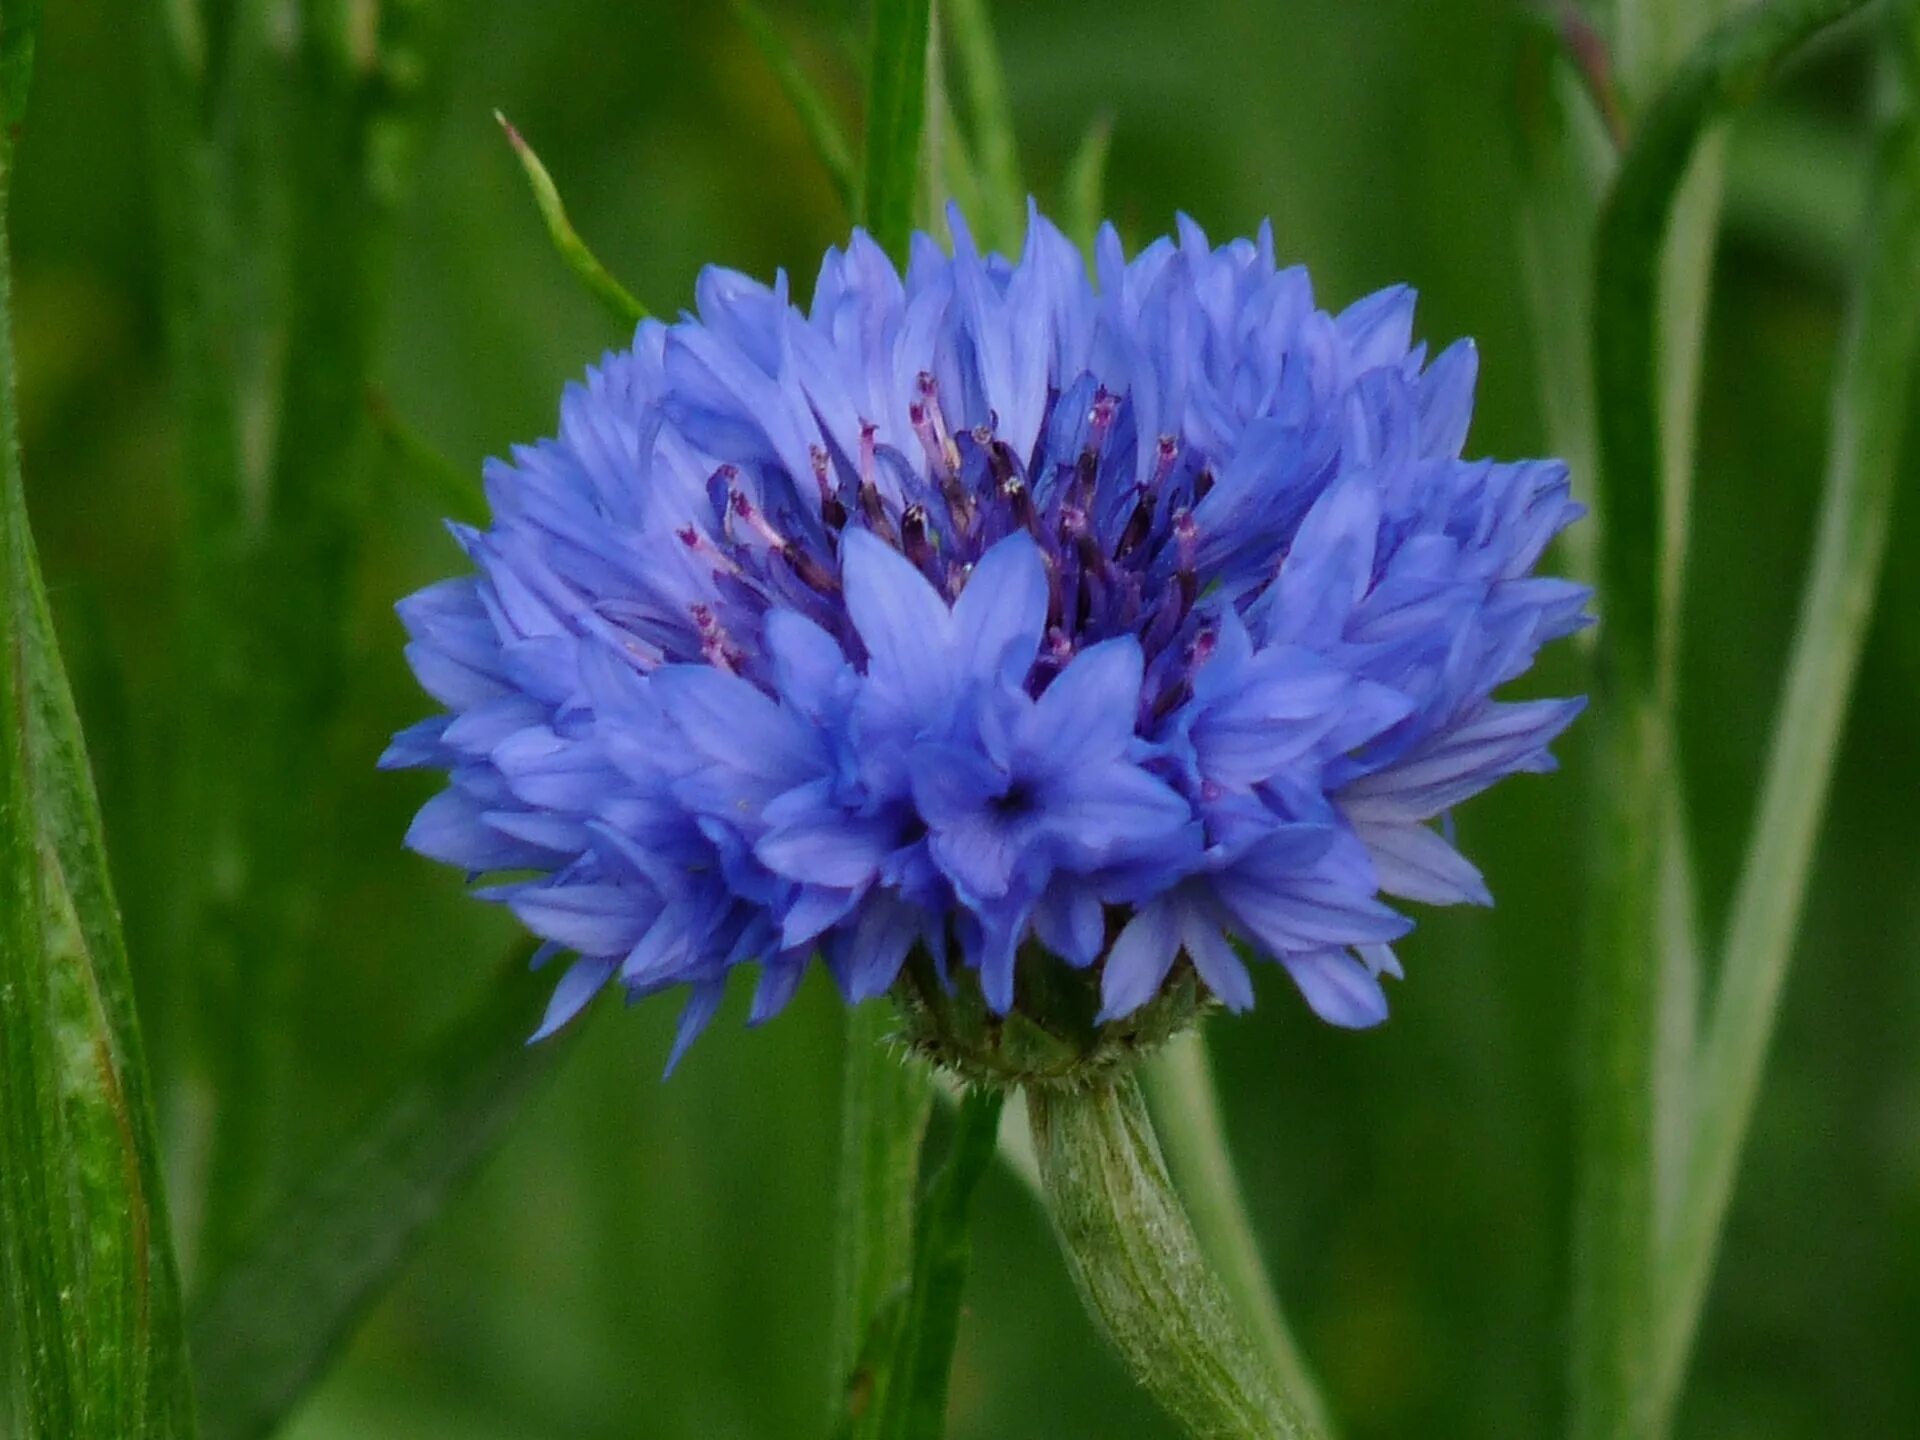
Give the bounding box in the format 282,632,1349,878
1579,3,1871,1435
830,1004,933,1429
1652,1,1920,1423
872,1087,1005,1440
1029,1075,1321,1440
1143,1032,1336,1438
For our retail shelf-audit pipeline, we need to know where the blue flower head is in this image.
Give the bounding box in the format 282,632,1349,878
384,204,1588,1078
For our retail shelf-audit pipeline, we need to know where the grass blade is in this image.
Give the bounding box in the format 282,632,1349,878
829,1007,933,1435
871,1087,1005,1440
0,0,41,123
0,125,199,1440
860,0,935,262
729,0,858,213
1579,3,1872,1435
189,952,572,1440
1060,113,1113,259
941,0,1022,252
496,111,649,328
1652,0,1920,1421
830,4,941,1425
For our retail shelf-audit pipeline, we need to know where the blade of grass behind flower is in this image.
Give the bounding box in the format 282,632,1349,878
496,111,649,328
728,0,858,214
189,950,573,1440
861,0,935,263
831,2,940,1425
1653,0,1920,1423
1578,3,1873,1435
1061,113,1113,260
941,0,1022,253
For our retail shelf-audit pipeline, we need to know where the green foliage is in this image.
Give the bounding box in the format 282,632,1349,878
6,3,1920,1439
189,952,572,1440
860,0,935,262
0,130,197,1440
1029,1076,1319,1440
1576,2,1883,1435
868,1088,1005,1440
729,0,858,213
497,112,649,328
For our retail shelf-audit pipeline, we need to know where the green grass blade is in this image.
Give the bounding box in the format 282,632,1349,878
860,0,935,262
1652,1,1920,1422
830,4,940,1425
0,0,41,123
1060,113,1113,260
829,1006,933,1434
871,1087,1005,1440
1143,1031,1337,1438
0,127,199,1440
728,0,858,213
940,0,1022,252
496,111,649,328
189,952,571,1440
367,387,488,524
1579,4,1872,1435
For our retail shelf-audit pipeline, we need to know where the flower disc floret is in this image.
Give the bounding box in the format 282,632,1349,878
384,203,1588,1074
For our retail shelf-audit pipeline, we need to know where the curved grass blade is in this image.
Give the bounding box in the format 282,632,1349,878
1651,0,1920,1422
728,0,857,213
860,0,935,262
189,950,572,1440
1060,113,1112,259
1579,3,1873,1435
495,111,648,328
869,1087,1005,1440
829,1007,933,1432
941,0,1022,253
0,129,199,1440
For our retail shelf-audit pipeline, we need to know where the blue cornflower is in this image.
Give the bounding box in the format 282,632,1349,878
384,204,1587,1075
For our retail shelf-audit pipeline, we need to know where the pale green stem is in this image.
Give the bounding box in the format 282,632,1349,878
1029,1075,1322,1440
828,1005,933,1430
1652,2,1920,1420
1143,1032,1336,1439
1578,5,1874,1438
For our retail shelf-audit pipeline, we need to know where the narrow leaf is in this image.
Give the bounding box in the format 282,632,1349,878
871,1087,1005,1440
829,1005,933,1434
940,0,1022,251
729,0,858,213
0,130,199,1440
495,111,649,328
1653,0,1920,1422
860,0,935,261
367,386,487,524
0,0,41,123
1060,113,1113,260
189,951,572,1440
1578,3,1872,1435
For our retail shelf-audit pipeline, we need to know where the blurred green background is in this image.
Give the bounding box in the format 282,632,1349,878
8,1,1917,1436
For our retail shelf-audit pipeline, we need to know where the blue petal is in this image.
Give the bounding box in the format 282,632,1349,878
530,955,617,1042
951,532,1049,686
1097,900,1179,1022
842,528,954,717
1280,949,1389,1028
